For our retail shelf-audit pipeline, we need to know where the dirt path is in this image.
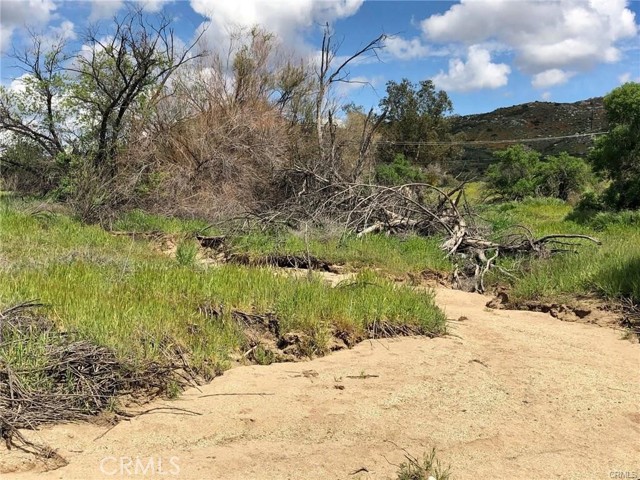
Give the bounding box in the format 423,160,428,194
4,288,639,479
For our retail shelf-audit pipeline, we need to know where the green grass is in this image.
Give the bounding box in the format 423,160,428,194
111,208,210,234
479,197,640,304
228,229,451,276
0,197,446,378
108,207,452,277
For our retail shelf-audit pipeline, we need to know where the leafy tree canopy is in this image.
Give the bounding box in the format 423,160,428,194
589,82,640,209
377,79,457,167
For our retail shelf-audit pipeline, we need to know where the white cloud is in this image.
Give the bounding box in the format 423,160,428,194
9,73,31,93
38,19,77,48
190,0,364,55
541,91,552,101
139,0,172,13
431,45,510,92
89,0,124,22
0,28,11,53
619,72,632,83
383,36,430,60
618,72,640,84
0,0,56,52
421,0,638,75
89,0,171,21
531,68,575,89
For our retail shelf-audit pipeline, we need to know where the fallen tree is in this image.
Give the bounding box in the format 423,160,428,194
251,179,600,292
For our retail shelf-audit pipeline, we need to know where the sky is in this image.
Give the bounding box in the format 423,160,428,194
0,0,639,115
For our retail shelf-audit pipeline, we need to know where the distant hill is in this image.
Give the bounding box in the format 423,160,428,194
449,97,607,171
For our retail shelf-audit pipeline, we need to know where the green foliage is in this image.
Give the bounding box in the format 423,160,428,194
53,157,114,223
569,208,640,231
486,145,592,200
571,191,607,218
252,345,276,365
486,145,541,199
537,152,594,200
0,138,56,193
377,78,459,167
589,82,640,210
375,154,427,186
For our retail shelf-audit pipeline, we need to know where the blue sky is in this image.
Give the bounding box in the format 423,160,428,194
1,0,639,115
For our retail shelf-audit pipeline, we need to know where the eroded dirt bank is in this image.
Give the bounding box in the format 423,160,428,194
4,288,639,479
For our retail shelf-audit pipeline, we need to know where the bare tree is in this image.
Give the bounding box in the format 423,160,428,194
0,32,68,159
1,7,204,176
314,24,386,181
66,7,205,176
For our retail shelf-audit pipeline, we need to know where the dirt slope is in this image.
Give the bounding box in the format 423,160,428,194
4,288,639,480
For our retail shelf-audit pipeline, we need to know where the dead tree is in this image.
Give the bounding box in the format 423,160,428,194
313,24,386,182
253,181,600,293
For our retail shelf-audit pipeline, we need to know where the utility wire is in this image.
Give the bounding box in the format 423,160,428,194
371,131,609,147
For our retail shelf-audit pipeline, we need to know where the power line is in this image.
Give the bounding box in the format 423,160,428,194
372,131,609,147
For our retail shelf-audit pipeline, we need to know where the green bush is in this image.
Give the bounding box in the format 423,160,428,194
376,154,428,186
396,448,451,480
537,152,594,201
486,145,541,200
589,82,640,210
570,209,640,231
0,138,57,194
486,145,592,201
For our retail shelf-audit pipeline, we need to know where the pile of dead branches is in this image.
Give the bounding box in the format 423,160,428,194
0,302,191,452
254,179,600,292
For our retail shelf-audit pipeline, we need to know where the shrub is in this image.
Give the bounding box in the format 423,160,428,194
589,82,640,210
569,208,640,231
486,145,592,201
537,152,594,201
486,145,541,200
376,154,428,186
0,138,57,194
396,448,451,480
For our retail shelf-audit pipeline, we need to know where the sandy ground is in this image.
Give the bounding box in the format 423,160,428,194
3,288,639,480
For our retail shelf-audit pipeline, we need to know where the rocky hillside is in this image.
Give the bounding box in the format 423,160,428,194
449,97,607,171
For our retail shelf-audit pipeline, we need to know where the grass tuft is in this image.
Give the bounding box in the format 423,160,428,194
396,448,451,480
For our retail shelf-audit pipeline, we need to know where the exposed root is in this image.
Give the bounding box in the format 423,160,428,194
226,253,338,273
0,302,197,461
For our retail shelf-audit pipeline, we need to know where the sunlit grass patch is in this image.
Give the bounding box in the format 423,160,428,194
479,195,640,304
228,229,451,276
1,198,447,379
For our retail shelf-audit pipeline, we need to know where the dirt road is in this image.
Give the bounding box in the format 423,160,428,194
3,288,639,479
